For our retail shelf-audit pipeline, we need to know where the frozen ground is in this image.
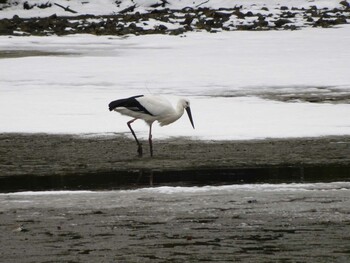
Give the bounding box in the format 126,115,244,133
0,0,343,19
1,25,350,140
1,183,350,262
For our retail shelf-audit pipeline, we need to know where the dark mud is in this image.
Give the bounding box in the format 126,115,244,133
211,85,350,104
1,133,350,191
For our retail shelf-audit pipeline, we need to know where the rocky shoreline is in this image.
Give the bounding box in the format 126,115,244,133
1,2,349,36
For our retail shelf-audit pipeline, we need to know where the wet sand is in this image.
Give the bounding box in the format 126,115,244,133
2,133,350,173
1,133,350,262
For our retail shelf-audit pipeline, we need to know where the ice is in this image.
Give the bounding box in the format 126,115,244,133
1,26,350,140
2,190,95,196
1,182,350,211
2,182,350,197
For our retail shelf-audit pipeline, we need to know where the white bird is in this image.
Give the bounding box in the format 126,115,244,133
109,95,195,157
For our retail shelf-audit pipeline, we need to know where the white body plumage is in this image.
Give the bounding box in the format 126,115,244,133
108,95,194,157
114,95,189,126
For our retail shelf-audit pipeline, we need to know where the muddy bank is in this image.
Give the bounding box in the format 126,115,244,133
1,133,350,191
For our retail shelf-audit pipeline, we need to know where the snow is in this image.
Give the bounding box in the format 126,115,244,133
1,0,350,141
1,182,350,198
122,182,350,194
0,190,94,196
1,182,350,208
1,25,350,140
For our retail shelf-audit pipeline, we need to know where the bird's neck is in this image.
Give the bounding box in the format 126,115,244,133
176,101,185,117
157,100,185,126
166,102,185,123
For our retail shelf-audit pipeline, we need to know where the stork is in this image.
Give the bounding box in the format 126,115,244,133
109,95,195,157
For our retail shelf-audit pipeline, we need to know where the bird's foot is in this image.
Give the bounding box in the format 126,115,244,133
137,144,143,157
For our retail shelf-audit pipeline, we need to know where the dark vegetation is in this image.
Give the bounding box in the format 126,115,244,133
0,1,349,36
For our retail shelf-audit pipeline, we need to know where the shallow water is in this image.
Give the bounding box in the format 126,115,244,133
1,183,350,262
0,50,72,58
1,165,350,193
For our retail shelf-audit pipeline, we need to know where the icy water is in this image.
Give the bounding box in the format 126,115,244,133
1,183,350,262
1,165,350,193
2,31,350,138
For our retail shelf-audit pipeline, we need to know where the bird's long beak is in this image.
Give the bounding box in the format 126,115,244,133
186,107,195,129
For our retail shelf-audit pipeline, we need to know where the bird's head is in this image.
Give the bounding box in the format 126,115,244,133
180,99,195,129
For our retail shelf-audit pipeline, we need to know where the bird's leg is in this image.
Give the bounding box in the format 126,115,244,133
127,118,143,157
149,123,153,157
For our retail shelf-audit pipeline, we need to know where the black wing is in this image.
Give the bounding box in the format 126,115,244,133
108,95,153,116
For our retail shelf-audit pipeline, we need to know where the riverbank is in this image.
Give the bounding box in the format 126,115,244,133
1,1,349,36
1,182,350,262
1,133,350,191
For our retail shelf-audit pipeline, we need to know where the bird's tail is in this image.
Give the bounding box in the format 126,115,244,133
108,95,144,111
108,99,122,111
